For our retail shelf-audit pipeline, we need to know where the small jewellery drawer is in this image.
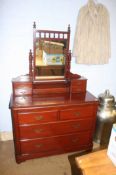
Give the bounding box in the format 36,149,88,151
60,105,94,120
13,82,32,96
19,118,93,139
18,111,58,124
71,79,87,93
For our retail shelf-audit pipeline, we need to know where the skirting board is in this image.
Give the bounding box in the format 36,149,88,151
0,131,13,141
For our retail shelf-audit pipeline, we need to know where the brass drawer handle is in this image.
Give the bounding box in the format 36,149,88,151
35,129,44,133
35,144,43,148
72,138,79,143
35,115,44,121
74,112,80,116
76,88,81,91
72,124,80,129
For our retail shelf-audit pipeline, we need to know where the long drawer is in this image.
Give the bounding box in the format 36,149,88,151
18,110,58,124
20,131,91,154
60,105,94,120
19,118,93,139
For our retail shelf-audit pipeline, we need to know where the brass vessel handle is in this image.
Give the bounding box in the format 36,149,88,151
35,115,44,120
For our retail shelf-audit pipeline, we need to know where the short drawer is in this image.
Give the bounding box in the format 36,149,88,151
20,137,62,154
18,111,58,124
60,105,94,120
60,131,91,151
53,118,93,135
19,124,52,139
19,118,93,139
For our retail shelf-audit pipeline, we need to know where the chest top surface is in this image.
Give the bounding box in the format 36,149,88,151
10,91,98,109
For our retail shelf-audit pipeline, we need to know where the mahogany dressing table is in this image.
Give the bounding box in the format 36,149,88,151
10,22,98,163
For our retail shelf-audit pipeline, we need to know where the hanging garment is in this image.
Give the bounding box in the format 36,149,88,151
72,0,111,64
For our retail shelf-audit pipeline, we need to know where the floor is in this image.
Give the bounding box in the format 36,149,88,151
0,141,99,175
0,140,76,175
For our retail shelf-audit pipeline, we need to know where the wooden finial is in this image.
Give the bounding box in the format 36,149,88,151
68,24,70,32
29,49,32,56
29,49,33,76
33,21,36,29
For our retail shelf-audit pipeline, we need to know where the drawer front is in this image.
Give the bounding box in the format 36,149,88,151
19,124,52,139
20,131,91,154
18,111,58,124
60,131,91,151
60,105,94,120
19,118,93,139
53,119,93,135
20,137,62,154
71,80,86,86
71,80,86,93
13,83,32,96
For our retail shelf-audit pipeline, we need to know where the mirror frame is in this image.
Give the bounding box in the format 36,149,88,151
29,22,71,82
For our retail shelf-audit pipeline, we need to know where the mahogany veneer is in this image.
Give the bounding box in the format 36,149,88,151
10,76,98,163
9,23,98,163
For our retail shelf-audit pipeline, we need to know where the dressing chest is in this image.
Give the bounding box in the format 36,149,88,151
10,22,98,163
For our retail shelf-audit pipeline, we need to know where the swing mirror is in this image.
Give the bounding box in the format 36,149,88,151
33,23,70,80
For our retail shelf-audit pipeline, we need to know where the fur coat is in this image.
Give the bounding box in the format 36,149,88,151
73,0,111,64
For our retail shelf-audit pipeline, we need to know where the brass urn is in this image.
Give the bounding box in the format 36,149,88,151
94,90,116,146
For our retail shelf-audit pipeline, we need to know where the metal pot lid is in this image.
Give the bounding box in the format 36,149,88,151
98,90,115,106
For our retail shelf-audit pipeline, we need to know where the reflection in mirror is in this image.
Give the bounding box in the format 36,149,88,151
35,39,66,78
32,23,71,80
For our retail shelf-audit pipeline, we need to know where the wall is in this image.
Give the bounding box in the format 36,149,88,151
0,0,116,132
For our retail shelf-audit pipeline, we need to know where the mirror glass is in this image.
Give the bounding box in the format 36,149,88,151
35,39,67,79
